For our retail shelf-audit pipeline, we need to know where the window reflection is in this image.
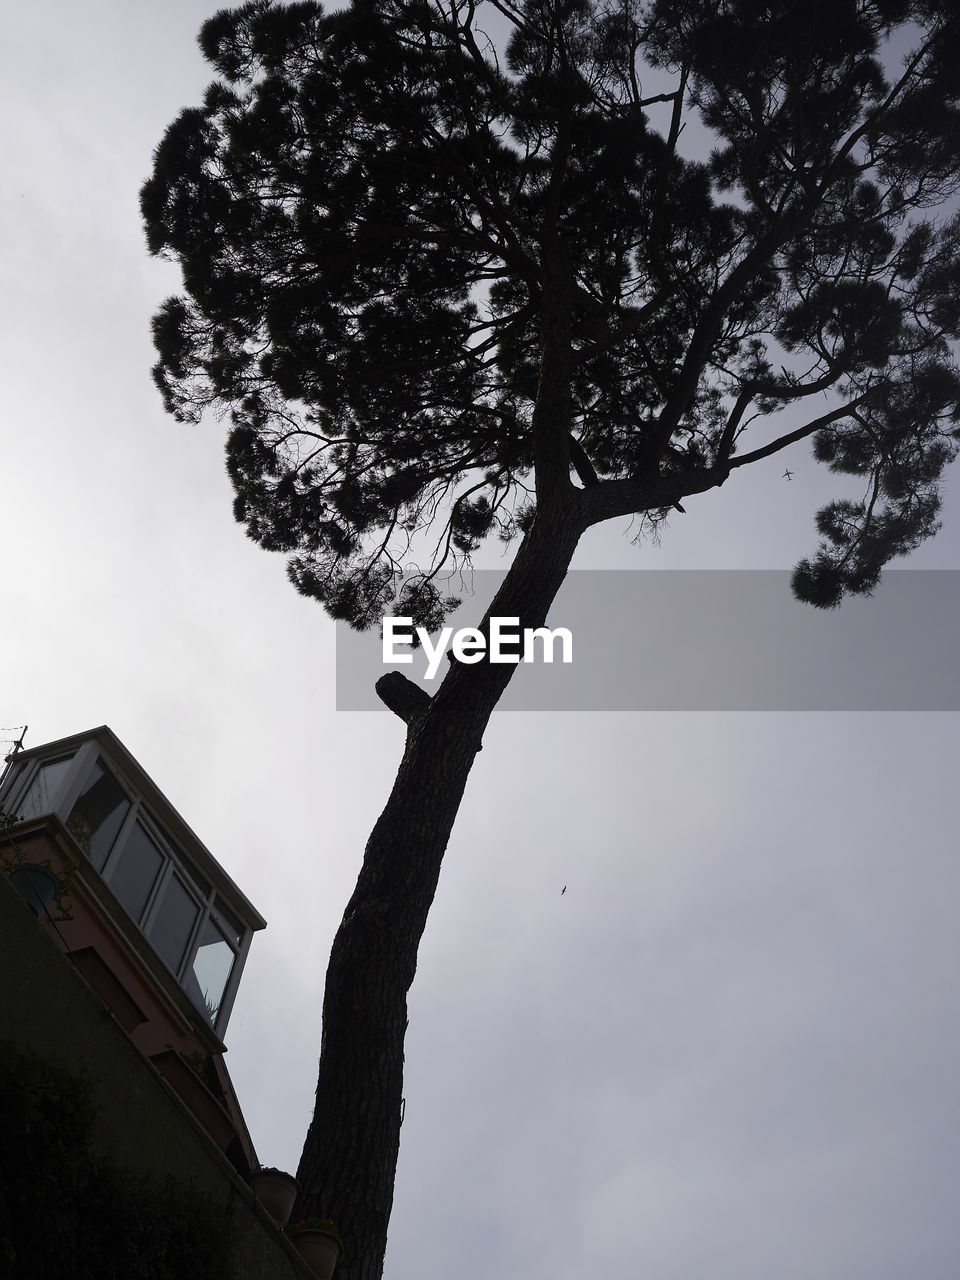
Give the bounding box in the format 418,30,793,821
67,760,130,871
18,755,75,820
187,918,235,1023
148,874,199,974
109,820,163,923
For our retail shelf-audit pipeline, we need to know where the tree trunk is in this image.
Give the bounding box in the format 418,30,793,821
294,500,584,1279
294,219,582,1278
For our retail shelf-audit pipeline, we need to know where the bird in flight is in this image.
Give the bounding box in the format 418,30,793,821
783,468,794,480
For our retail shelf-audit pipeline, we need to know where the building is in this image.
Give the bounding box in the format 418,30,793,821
0,726,315,1279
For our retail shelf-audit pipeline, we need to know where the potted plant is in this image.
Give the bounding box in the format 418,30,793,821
287,1217,343,1280
249,1165,299,1227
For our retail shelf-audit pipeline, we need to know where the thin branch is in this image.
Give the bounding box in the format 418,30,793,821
717,365,846,462
728,396,867,469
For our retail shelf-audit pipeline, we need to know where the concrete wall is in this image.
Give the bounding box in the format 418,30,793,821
0,869,313,1280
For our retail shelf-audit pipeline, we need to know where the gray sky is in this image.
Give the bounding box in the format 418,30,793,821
2,4,959,1278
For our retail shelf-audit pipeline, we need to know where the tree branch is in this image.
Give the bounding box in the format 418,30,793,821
728,396,867,470
375,671,432,724
579,463,730,527
643,209,814,464
573,288,674,363
717,365,847,462
569,434,600,486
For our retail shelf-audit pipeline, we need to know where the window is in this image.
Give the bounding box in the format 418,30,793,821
67,760,130,872
108,820,163,924
148,873,200,974
186,917,236,1024
16,755,75,820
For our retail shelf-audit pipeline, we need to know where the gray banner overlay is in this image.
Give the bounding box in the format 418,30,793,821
335,570,960,711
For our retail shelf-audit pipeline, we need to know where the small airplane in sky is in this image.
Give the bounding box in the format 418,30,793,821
783,468,794,480
561,885,566,895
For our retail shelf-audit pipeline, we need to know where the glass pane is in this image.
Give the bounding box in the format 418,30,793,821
187,918,235,1023
146,825,209,900
108,820,163,923
17,755,75,820
148,874,199,975
67,760,130,871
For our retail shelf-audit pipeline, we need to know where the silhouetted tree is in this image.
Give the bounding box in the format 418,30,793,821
142,2,960,1274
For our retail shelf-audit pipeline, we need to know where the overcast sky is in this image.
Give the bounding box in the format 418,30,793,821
2,4,959,1279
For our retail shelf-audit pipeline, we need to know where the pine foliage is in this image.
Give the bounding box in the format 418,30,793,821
143,0,960,614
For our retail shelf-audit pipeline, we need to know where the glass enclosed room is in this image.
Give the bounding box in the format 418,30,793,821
0,726,265,1039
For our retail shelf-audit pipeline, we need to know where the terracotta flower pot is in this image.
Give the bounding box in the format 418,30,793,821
291,1228,341,1280
250,1167,299,1227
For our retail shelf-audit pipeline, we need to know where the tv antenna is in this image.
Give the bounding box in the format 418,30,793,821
2,725,27,764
